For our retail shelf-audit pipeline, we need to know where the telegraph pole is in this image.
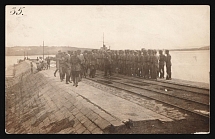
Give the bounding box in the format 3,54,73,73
43,41,44,60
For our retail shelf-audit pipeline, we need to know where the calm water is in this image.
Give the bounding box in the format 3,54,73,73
5,55,55,70
5,51,210,83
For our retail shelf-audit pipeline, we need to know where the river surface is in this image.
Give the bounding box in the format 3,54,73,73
5,51,210,83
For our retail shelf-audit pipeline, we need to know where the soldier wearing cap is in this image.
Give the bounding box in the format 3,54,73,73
83,50,89,76
141,49,147,78
77,50,86,80
54,50,62,77
94,49,99,74
154,49,159,78
137,50,142,77
158,50,165,78
111,50,118,73
134,50,140,77
149,49,154,79
125,50,129,76
70,51,81,87
118,50,122,74
64,51,71,84
122,50,127,75
104,50,112,77
58,52,66,82
144,49,150,79
97,50,102,70
151,50,158,80
89,50,97,78
165,50,171,80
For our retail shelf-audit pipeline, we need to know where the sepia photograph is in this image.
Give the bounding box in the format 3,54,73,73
5,5,210,134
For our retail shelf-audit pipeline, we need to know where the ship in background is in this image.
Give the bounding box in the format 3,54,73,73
100,33,108,51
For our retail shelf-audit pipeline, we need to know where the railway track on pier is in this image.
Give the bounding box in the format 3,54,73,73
85,72,210,120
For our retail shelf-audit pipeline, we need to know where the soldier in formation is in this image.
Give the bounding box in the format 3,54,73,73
53,48,172,87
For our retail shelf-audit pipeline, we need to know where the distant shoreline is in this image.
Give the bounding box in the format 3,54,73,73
6,49,209,56
169,49,209,52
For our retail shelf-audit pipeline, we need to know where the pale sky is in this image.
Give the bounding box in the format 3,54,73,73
5,5,210,50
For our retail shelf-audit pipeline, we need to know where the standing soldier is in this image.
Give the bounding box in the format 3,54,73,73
97,51,102,70
151,50,158,80
158,50,165,78
145,49,150,79
104,50,112,77
149,49,154,79
129,50,132,76
165,50,172,80
134,51,139,77
137,51,142,77
111,50,116,73
113,50,118,73
54,50,61,77
154,50,159,79
118,50,123,74
125,50,129,76
59,52,66,82
141,49,147,78
101,51,105,71
83,51,89,77
77,50,86,80
86,51,91,75
122,50,127,75
64,51,71,84
89,50,97,78
94,49,99,74
70,51,81,87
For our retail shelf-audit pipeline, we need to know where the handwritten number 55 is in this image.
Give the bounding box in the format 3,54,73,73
10,7,25,15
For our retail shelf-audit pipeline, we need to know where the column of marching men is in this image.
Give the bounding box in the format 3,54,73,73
53,48,172,87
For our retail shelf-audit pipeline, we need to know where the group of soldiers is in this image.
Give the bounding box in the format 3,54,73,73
35,57,51,71
94,48,171,80
54,48,172,86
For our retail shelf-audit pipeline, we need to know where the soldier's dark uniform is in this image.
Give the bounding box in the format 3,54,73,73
70,51,81,87
125,50,129,76
122,51,126,75
145,50,150,79
151,50,158,80
59,52,70,83
137,51,142,77
89,51,97,78
118,50,122,74
133,51,139,77
100,51,104,71
115,51,119,73
159,50,165,78
149,50,154,79
165,50,172,80
104,51,112,77
141,50,146,78
130,51,134,76
94,50,99,75
154,50,159,78
111,51,116,73
65,52,71,84
130,50,134,76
